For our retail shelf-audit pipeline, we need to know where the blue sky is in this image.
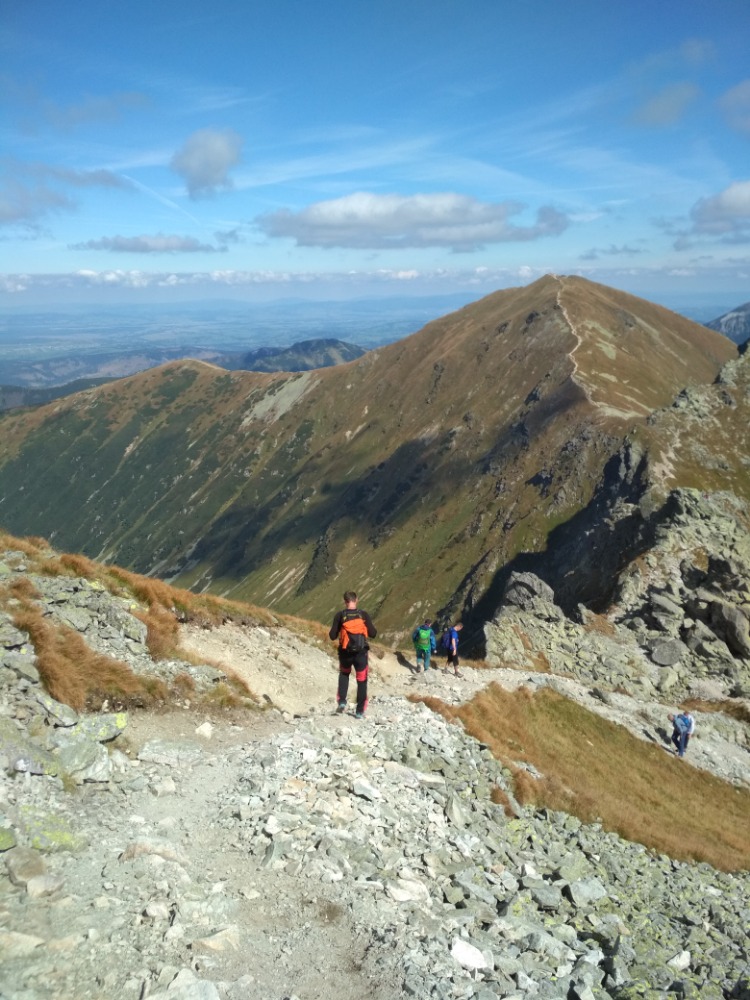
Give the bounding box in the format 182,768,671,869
1,0,749,307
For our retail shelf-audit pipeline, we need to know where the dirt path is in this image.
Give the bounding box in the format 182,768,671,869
177,622,750,788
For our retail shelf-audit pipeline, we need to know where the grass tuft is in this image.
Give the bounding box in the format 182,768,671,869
11,602,168,711
682,697,750,725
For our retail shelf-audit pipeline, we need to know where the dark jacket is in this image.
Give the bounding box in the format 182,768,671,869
329,608,377,644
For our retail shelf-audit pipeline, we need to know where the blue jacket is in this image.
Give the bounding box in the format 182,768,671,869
674,712,695,735
444,626,459,653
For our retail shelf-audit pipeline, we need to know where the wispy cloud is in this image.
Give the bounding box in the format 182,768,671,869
69,234,225,253
40,92,150,132
170,128,243,199
579,244,645,261
631,82,701,127
718,80,750,136
0,158,131,227
257,192,569,251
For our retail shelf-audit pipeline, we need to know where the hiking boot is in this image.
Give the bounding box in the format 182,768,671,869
454,671,463,678
355,711,365,720
336,703,347,714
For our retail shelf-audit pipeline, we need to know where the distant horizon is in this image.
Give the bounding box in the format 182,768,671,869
0,277,742,325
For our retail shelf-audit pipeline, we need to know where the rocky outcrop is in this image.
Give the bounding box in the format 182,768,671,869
486,489,750,704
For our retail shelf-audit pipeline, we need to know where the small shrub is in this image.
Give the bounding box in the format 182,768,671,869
173,672,196,696
583,614,616,637
8,577,41,601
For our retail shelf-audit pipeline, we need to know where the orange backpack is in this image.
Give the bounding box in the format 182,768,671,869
339,610,368,652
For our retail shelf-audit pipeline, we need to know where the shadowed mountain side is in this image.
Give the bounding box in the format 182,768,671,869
465,441,653,639
0,276,736,635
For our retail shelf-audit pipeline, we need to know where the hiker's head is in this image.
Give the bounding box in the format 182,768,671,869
343,590,358,607
423,618,432,626
668,713,675,722
454,622,463,631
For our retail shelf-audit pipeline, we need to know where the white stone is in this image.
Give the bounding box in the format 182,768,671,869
264,815,281,835
386,878,431,903
145,900,171,920
450,936,491,971
195,722,213,739
0,931,44,958
191,925,241,953
352,777,381,801
667,950,691,972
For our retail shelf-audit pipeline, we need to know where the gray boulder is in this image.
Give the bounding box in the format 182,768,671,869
502,572,564,620
710,601,750,658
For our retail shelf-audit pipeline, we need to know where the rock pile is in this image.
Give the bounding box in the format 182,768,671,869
2,695,749,1000
1,538,749,999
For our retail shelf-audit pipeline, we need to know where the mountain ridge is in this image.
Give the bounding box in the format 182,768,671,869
0,275,737,636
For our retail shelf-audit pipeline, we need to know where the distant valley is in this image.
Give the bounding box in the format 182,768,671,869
0,338,365,411
0,293,471,387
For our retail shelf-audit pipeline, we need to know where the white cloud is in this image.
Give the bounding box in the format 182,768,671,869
69,234,225,253
689,180,750,242
257,192,569,251
2,260,749,301
0,177,73,225
719,80,750,136
170,128,243,199
0,266,545,294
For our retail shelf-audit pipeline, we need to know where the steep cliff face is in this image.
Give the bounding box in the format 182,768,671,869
0,276,736,634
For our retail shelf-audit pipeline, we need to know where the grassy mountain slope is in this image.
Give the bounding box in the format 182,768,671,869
0,275,736,637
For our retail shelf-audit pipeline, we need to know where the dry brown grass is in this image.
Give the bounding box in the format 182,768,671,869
417,684,750,872
682,698,750,725
0,531,50,559
0,530,268,711
582,614,616,637
5,576,42,601
511,626,552,672
11,602,168,711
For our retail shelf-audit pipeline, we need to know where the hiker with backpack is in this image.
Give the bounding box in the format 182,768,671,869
668,710,695,758
329,590,377,719
441,622,463,677
412,618,437,672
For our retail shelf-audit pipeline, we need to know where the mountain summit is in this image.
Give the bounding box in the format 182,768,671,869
0,276,736,635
